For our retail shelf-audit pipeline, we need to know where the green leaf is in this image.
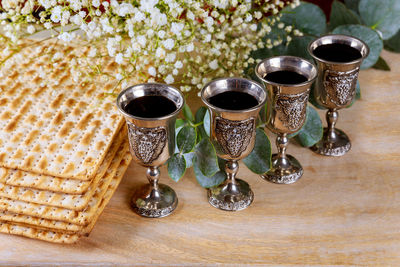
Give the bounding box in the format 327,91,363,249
372,56,391,71
194,138,219,177
195,107,207,123
167,153,186,182
280,2,327,36
258,103,267,125
183,152,195,168
358,0,400,40
195,107,208,140
344,0,360,13
356,80,361,100
332,24,383,69
292,106,323,147
183,103,194,122
243,128,272,174
286,36,315,61
329,0,361,31
175,118,186,129
193,157,226,188
384,29,400,52
203,109,211,137
177,126,197,153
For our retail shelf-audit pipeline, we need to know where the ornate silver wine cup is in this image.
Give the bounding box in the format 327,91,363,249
116,83,184,218
308,34,369,156
256,56,317,184
201,77,267,211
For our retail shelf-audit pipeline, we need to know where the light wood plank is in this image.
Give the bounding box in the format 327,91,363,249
0,50,399,265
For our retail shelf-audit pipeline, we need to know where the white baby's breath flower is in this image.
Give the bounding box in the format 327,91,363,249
116,73,123,80
115,53,124,64
157,30,166,39
165,74,174,84
162,38,175,50
186,43,194,52
155,47,166,58
171,22,184,36
50,6,62,23
174,61,183,69
209,59,218,70
148,66,157,76
58,32,76,42
27,25,35,34
93,0,100,8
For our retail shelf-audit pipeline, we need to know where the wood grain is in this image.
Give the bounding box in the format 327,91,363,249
0,50,399,265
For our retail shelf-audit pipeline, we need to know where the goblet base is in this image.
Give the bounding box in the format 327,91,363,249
208,178,254,211
261,154,303,184
131,183,178,218
311,128,351,156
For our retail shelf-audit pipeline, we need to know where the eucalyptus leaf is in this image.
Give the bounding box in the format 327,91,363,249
372,56,391,71
358,0,400,40
195,106,207,123
195,106,208,140
286,36,314,61
184,152,195,168
293,106,323,147
175,118,186,129
356,80,361,100
384,29,400,52
203,109,211,137
344,0,360,13
329,0,361,31
183,103,194,122
194,138,219,177
167,153,186,182
280,2,327,36
243,128,271,174
177,126,197,153
193,157,226,188
332,24,383,69
258,103,267,125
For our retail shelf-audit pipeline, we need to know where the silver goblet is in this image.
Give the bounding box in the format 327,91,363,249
308,34,369,156
116,83,184,218
256,56,317,184
201,77,267,211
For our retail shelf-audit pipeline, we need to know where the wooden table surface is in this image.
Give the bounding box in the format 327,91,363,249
1,50,399,266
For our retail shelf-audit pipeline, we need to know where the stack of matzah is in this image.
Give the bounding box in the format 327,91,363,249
0,40,132,243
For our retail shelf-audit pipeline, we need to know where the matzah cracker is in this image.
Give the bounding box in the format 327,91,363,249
0,149,131,243
0,149,131,235
0,222,80,244
0,128,125,211
0,127,125,194
0,41,124,180
0,142,131,225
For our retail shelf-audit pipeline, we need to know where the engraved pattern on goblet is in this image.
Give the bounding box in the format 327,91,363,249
215,117,254,158
208,188,254,211
276,91,309,131
323,68,359,106
127,122,167,165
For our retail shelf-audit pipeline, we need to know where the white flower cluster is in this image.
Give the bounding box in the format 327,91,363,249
0,0,300,93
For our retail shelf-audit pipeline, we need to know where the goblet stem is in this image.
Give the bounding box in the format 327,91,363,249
225,160,238,187
275,133,292,170
326,109,339,142
276,133,288,159
147,166,159,189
